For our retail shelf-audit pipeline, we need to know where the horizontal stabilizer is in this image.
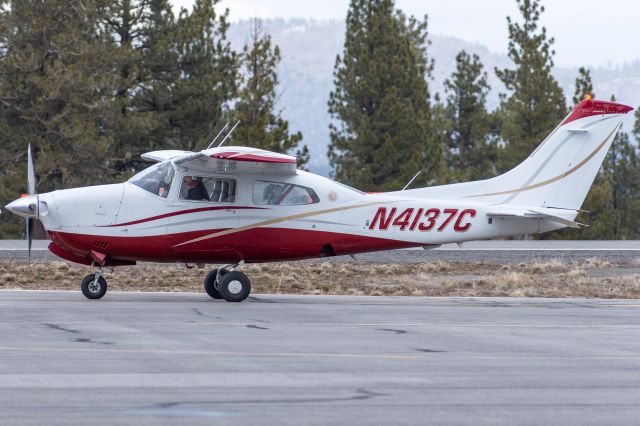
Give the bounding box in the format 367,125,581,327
529,210,585,229
486,206,585,229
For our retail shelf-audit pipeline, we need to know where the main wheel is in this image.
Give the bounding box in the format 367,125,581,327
204,269,224,299
218,271,251,302
81,274,107,300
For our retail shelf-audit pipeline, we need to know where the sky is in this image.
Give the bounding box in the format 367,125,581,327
172,0,640,68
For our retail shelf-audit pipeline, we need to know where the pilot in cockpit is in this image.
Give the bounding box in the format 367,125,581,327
157,164,174,198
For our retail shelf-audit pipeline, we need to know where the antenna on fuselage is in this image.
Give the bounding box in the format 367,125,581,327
402,170,421,191
217,121,240,147
207,122,230,149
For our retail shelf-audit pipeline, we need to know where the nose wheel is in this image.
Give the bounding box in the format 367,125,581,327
204,264,251,302
81,269,107,299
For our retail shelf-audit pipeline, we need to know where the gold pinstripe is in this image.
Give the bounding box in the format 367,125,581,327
173,201,383,247
465,125,619,198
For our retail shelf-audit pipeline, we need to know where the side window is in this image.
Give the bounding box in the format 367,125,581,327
253,180,319,206
180,176,236,203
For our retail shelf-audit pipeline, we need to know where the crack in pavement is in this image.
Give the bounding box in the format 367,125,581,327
151,388,386,408
246,324,269,330
74,338,113,345
45,323,80,334
376,328,407,335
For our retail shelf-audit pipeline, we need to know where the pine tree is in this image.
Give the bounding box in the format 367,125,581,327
430,94,454,182
443,50,496,181
328,0,442,191
495,0,567,172
0,0,116,237
170,0,238,151
96,0,238,175
230,20,308,167
575,128,640,240
98,0,156,176
572,67,593,106
554,66,604,239
617,106,640,238
133,0,180,157
587,95,640,240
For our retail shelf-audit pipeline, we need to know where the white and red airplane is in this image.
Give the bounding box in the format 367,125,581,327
3,97,633,301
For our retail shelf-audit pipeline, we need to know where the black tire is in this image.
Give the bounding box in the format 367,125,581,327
204,269,224,299
81,274,107,300
218,271,251,302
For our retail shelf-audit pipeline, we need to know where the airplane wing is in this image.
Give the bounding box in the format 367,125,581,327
174,146,298,176
486,206,585,229
141,150,192,162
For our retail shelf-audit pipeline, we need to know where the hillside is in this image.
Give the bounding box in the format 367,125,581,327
228,19,640,176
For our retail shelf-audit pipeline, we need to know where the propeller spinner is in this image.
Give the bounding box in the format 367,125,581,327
4,144,38,263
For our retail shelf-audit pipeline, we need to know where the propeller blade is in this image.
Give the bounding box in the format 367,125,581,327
27,144,36,263
27,143,35,196
27,217,33,265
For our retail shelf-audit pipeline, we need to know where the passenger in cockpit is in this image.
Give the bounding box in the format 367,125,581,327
183,176,209,201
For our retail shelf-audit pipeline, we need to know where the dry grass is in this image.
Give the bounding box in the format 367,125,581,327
579,257,616,268
0,256,637,298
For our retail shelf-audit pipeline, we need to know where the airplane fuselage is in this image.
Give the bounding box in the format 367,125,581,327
35,170,558,266
4,98,633,300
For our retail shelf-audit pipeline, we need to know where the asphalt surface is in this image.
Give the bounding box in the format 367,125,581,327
1,291,640,425
3,240,640,264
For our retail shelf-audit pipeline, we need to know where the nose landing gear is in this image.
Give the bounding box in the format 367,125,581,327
81,268,107,299
204,262,251,302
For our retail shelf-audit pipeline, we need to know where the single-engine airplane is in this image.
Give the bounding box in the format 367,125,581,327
3,97,634,301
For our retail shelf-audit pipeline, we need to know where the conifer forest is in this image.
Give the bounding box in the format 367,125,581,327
0,0,638,239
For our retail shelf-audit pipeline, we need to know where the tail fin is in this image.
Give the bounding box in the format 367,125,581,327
401,98,633,210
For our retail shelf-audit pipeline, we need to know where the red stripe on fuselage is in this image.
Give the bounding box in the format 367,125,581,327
48,228,421,264
102,206,266,227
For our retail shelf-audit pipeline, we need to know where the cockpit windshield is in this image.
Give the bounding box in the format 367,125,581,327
128,162,175,198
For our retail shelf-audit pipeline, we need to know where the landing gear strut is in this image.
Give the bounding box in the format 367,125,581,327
81,268,107,300
204,262,251,302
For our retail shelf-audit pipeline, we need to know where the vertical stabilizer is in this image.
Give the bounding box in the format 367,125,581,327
397,98,633,211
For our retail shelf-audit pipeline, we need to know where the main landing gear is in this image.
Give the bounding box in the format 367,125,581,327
204,262,251,302
81,267,107,300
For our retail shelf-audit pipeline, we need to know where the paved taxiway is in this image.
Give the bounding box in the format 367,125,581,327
1,291,640,425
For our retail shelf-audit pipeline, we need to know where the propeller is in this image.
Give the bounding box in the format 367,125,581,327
26,144,37,264
3,144,42,264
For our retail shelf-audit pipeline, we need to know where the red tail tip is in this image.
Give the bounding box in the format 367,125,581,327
563,97,633,125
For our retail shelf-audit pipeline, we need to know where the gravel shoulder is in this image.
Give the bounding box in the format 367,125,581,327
2,255,640,298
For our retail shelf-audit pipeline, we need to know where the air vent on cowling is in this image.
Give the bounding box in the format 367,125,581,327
92,241,109,249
